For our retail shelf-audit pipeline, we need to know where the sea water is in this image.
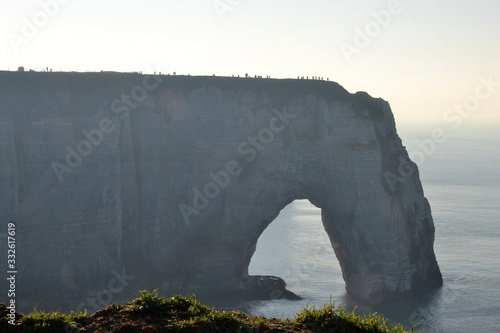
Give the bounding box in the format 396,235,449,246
245,126,500,333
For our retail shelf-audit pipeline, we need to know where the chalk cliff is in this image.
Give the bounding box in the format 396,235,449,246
0,71,442,312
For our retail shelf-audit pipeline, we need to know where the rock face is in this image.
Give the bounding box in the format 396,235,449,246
0,71,442,312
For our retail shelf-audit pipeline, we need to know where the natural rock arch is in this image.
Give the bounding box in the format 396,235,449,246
0,72,442,312
235,169,439,305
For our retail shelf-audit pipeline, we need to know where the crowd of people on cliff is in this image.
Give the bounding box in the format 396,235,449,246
11,67,330,81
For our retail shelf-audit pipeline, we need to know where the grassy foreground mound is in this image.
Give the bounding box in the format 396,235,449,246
1,290,418,332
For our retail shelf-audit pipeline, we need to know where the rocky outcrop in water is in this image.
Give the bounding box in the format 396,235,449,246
0,71,442,312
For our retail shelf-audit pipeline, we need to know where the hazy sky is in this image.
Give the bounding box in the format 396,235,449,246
1,0,499,126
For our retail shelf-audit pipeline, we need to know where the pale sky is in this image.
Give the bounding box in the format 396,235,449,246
1,0,499,126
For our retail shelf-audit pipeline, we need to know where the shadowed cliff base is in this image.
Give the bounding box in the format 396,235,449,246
0,71,441,312
196,275,302,309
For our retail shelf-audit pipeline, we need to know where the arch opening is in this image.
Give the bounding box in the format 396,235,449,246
246,199,345,300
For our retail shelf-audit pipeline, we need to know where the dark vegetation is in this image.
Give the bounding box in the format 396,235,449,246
1,290,417,332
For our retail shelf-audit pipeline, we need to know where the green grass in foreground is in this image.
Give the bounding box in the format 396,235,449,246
1,290,418,332
294,301,418,333
20,310,87,332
